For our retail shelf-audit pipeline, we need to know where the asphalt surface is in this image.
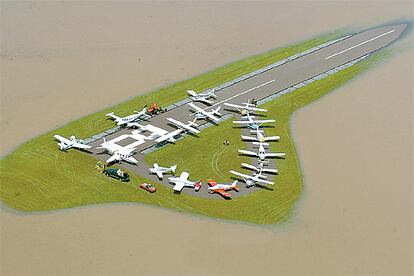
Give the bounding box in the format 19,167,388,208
89,24,407,199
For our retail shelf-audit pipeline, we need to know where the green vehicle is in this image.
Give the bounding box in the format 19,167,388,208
104,168,130,182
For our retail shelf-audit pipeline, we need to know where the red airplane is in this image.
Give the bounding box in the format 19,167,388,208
207,179,239,199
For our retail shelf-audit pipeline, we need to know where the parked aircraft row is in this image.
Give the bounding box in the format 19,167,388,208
227,107,286,188
54,86,285,196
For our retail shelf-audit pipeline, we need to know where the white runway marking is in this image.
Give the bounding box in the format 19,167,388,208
205,79,275,110
325,29,396,60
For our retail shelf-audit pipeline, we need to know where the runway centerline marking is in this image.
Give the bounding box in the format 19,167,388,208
325,29,396,60
204,79,275,110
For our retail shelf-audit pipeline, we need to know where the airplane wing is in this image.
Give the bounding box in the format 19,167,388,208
72,142,92,150
53,135,71,145
263,168,279,174
188,103,220,122
106,154,121,164
264,153,286,158
214,189,231,198
241,163,258,171
250,119,275,124
156,171,163,179
187,90,197,97
155,129,183,143
173,182,185,192
106,112,119,120
244,106,267,112
179,172,190,181
238,150,257,157
167,118,199,134
224,103,244,109
264,136,280,141
124,156,138,164
224,102,267,112
255,177,274,185
196,98,213,105
241,135,258,141
229,170,251,179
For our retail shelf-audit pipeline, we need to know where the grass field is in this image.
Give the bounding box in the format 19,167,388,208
0,30,387,224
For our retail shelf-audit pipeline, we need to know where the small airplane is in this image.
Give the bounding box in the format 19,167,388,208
207,179,239,198
168,172,202,192
233,113,275,130
241,162,278,175
188,102,221,122
241,128,280,143
224,100,267,114
187,89,217,105
238,142,285,162
106,107,148,126
154,128,184,144
97,138,138,165
149,163,177,179
53,135,92,151
155,118,199,144
229,170,274,188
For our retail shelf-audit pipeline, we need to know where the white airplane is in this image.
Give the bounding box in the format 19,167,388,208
106,107,148,126
233,113,275,130
188,102,221,122
229,170,274,187
154,128,184,144
53,135,92,151
167,117,200,134
241,162,278,175
149,163,177,179
241,129,280,143
187,89,217,105
168,172,202,192
155,118,199,144
97,138,138,165
224,100,267,114
238,142,285,162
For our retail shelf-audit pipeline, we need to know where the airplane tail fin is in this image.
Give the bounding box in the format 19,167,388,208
206,179,216,186
188,119,199,127
170,164,177,174
213,106,222,117
210,89,217,98
231,180,239,191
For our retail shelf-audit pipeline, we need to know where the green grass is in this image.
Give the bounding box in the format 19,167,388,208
0,31,386,224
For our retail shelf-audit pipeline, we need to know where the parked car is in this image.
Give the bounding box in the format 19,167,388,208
104,168,130,182
140,183,157,193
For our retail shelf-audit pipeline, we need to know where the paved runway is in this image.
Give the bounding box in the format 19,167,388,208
89,24,407,198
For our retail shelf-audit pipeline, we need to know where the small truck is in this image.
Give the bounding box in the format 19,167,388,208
147,103,166,115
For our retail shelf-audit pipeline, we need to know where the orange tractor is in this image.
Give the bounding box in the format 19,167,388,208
147,103,166,115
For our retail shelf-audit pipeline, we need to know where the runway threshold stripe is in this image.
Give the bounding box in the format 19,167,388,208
205,79,275,110
325,29,396,60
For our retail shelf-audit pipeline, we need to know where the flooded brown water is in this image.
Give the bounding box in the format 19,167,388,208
1,1,413,275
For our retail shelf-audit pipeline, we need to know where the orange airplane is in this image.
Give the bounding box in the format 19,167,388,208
207,179,239,199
